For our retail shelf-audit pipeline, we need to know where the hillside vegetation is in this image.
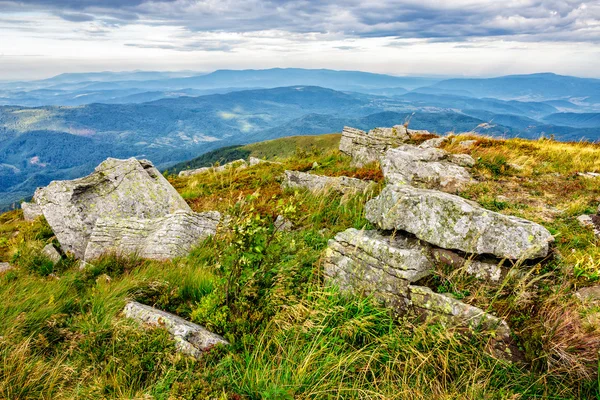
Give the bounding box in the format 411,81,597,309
1,133,600,399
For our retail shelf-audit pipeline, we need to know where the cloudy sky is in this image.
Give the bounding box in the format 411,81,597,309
0,0,599,80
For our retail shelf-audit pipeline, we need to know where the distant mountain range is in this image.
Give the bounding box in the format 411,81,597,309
1,68,599,210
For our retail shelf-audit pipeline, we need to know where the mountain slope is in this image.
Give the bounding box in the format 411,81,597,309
543,113,600,128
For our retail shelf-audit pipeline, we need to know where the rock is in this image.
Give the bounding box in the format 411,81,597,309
77,260,93,270
448,153,476,168
274,215,294,232
578,214,600,238
323,233,519,361
407,129,432,137
379,145,473,192
339,125,410,166
577,172,600,178
431,248,504,282
0,262,13,274
459,140,478,148
324,228,434,285
575,286,600,303
179,159,248,177
249,157,281,166
42,244,61,264
281,170,376,195
33,158,191,259
419,136,449,149
311,161,319,170
84,210,220,261
21,201,43,221
365,184,553,260
123,301,228,358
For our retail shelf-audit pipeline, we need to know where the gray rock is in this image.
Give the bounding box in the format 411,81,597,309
419,136,449,149
574,286,600,303
578,214,600,238
84,210,220,261
365,184,553,260
42,244,61,264
380,145,473,192
123,301,228,358
34,158,191,259
274,215,294,232
249,157,281,167
281,170,376,195
0,262,13,274
179,159,248,177
339,125,410,166
21,201,43,221
431,248,504,282
459,140,478,148
407,129,432,137
448,153,476,168
324,228,434,285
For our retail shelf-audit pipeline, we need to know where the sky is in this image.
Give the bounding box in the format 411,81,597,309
0,0,599,80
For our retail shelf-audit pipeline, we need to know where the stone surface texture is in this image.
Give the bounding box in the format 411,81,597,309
365,184,553,260
339,125,410,166
380,145,474,192
0,262,13,274
282,170,375,195
33,158,191,259
21,201,43,221
178,159,248,177
123,301,228,358
84,210,220,261
42,244,62,263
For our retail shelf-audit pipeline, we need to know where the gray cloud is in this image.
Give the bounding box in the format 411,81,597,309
1,0,598,47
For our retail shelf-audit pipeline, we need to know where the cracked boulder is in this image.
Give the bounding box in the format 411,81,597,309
84,210,220,261
282,170,376,195
123,301,228,359
365,184,553,260
380,145,474,192
339,125,410,166
33,158,191,259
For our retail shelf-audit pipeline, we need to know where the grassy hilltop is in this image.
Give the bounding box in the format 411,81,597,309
1,132,600,398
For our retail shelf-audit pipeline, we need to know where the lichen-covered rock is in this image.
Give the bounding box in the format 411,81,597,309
380,145,473,192
21,201,43,221
339,125,410,166
33,158,191,259
281,170,376,195
324,228,434,284
42,244,61,264
431,248,504,282
178,159,248,177
123,301,228,358
365,185,553,260
84,210,220,261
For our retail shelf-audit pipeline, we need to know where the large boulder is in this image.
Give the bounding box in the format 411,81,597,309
365,185,553,260
123,301,228,358
33,158,191,259
339,125,410,166
380,145,474,192
84,210,220,261
282,170,376,195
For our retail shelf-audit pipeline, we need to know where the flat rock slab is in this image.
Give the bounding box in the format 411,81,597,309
123,301,228,358
324,228,434,284
21,201,43,221
380,145,474,192
282,170,376,195
339,125,410,166
365,184,553,260
84,210,220,261
179,159,248,177
34,158,191,259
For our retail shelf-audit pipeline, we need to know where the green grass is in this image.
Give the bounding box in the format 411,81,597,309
1,133,600,398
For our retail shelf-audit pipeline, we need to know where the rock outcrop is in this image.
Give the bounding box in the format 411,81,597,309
380,145,474,192
339,125,410,166
123,301,228,358
33,158,193,259
84,210,220,261
178,159,248,177
365,184,553,260
282,170,376,195
21,201,43,221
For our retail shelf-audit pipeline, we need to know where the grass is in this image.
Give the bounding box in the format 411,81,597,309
1,133,600,398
